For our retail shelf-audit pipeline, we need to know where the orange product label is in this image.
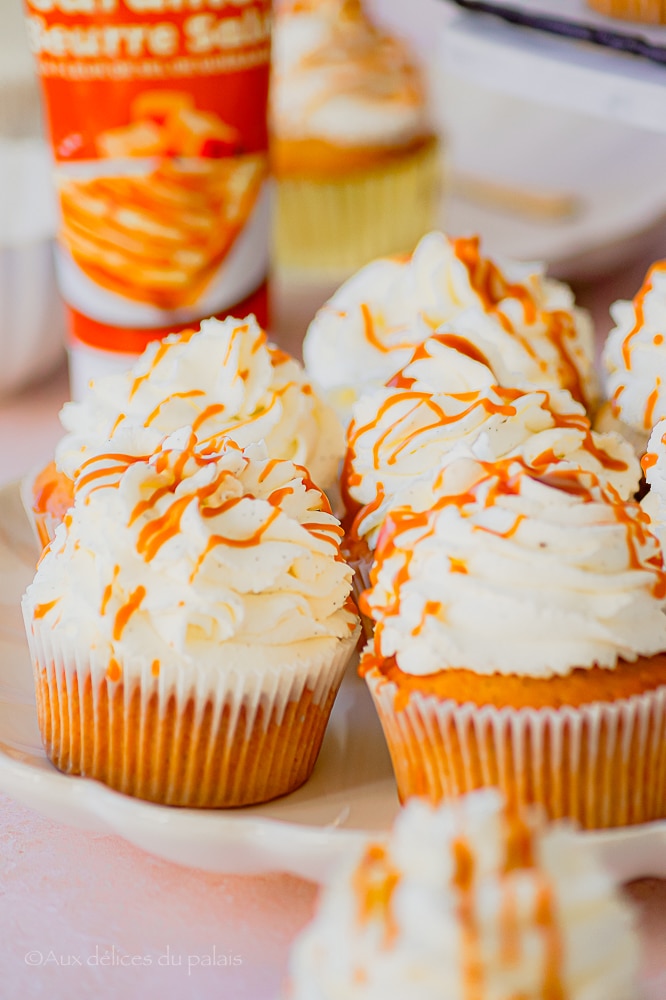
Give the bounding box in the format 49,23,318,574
24,0,272,352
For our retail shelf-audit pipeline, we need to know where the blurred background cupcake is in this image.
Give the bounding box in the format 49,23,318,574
270,0,442,279
286,789,639,999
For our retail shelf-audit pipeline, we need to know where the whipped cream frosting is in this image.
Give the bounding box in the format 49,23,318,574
287,789,639,1000
55,315,344,496
361,457,666,678
603,261,666,436
25,430,358,682
345,335,639,550
271,0,429,148
303,231,598,426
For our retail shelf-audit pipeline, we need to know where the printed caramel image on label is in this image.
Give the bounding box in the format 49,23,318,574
24,0,271,349
57,90,267,312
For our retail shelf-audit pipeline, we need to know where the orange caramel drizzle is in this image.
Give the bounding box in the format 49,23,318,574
454,814,564,1000
642,451,658,473
620,261,666,371
452,236,587,406
352,843,400,947
33,598,60,619
614,261,666,426
363,456,666,656
128,327,198,400
344,328,631,545
106,657,122,682
113,585,146,640
100,565,120,615
143,389,206,428
77,432,340,636
644,377,662,431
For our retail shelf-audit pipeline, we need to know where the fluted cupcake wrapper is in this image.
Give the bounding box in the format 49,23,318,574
24,606,359,807
365,669,666,829
273,141,443,276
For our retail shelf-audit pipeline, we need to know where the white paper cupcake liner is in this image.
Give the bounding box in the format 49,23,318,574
365,670,666,828
273,140,443,277
24,603,359,807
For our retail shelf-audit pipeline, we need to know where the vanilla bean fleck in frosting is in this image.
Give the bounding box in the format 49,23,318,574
55,314,344,497
344,335,638,551
303,232,597,425
360,457,666,678
286,789,639,1000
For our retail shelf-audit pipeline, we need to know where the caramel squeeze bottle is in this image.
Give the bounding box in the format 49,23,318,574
24,0,271,398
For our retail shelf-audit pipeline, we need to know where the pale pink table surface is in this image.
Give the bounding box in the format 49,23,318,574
0,255,666,999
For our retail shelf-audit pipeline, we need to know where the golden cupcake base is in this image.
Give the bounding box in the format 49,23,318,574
365,665,666,828
273,139,442,276
35,666,341,808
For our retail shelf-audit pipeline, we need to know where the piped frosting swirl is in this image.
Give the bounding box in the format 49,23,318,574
603,260,666,437
303,231,597,426
344,335,639,551
360,457,666,678
56,314,344,497
26,430,357,678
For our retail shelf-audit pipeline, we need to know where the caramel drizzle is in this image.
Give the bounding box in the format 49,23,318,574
127,326,198,400
452,236,587,405
33,598,60,619
644,376,662,431
113,586,146,640
74,452,139,494
344,357,627,538
143,389,206,428
365,456,666,651
620,261,666,371
352,843,401,947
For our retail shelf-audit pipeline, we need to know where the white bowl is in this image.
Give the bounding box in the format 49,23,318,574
0,139,65,397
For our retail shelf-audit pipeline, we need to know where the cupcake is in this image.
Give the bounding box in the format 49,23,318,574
27,313,344,546
22,430,359,806
587,0,666,23
286,789,639,999
270,0,440,275
303,231,598,426
343,333,639,583
600,260,666,457
360,456,666,827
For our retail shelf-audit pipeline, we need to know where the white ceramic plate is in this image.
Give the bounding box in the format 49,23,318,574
436,75,666,281
2,481,666,883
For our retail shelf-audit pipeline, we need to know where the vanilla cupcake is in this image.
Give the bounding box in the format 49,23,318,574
601,260,666,456
22,430,359,806
27,314,344,546
344,334,639,570
360,456,666,827
271,0,440,275
286,789,639,1000
303,231,597,426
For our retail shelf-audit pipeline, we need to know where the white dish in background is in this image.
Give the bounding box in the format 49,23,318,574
434,73,666,280
3,479,666,884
